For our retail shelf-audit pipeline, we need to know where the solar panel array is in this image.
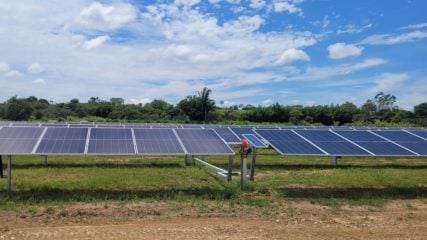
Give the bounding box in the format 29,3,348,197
255,129,427,156
0,122,426,156
0,126,233,155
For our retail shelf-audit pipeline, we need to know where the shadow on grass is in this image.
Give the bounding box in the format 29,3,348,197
0,186,239,204
277,186,427,200
252,163,427,170
8,162,183,169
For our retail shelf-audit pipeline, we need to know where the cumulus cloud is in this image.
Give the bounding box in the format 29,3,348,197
27,63,44,74
82,35,110,50
359,30,427,45
327,43,363,59
32,78,46,84
276,48,310,64
249,0,266,9
75,2,137,31
368,73,408,94
273,0,304,15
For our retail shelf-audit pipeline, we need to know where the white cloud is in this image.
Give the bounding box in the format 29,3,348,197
368,73,408,94
291,58,387,81
249,0,266,9
273,0,303,16
327,43,363,59
401,22,427,30
359,30,427,45
74,2,138,31
32,78,46,84
276,48,310,64
0,62,9,72
4,70,23,77
27,62,44,74
261,99,274,106
82,35,110,50
337,24,362,34
129,98,151,105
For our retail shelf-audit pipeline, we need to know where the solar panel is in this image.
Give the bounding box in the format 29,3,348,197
295,130,371,156
175,129,234,155
133,129,185,154
87,128,135,154
409,130,427,140
333,130,414,156
11,122,40,127
0,127,45,154
69,124,95,128
36,128,88,154
371,131,427,155
230,127,256,139
242,134,268,148
255,130,326,155
209,127,240,144
40,123,69,127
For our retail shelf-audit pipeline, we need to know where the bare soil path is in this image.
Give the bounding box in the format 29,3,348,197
1,200,426,240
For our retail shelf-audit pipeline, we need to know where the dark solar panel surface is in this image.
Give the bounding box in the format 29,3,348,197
210,127,240,144
242,134,267,148
0,127,44,154
334,130,414,155
372,131,427,155
255,130,325,155
230,127,256,139
88,128,134,154
175,129,233,154
134,129,185,154
36,128,88,154
409,131,427,140
295,130,371,155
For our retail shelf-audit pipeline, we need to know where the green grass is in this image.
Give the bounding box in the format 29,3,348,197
0,150,426,210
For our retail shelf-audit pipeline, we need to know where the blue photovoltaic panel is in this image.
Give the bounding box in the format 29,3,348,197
88,128,134,154
255,130,325,155
409,130,427,140
334,130,414,156
175,129,234,154
182,125,202,128
11,122,40,127
230,127,256,139
372,131,427,155
0,127,44,154
210,127,240,144
36,128,88,154
133,129,185,154
295,130,371,156
97,124,123,128
242,134,267,148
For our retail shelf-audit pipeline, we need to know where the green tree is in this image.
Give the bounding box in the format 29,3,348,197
374,92,396,111
414,102,427,118
197,87,215,123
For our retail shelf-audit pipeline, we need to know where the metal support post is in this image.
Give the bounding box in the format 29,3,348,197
240,154,247,189
184,155,190,166
227,155,233,181
249,147,256,181
331,156,341,167
0,155,3,178
6,155,12,194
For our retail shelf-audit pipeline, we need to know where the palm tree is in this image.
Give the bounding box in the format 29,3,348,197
197,87,213,123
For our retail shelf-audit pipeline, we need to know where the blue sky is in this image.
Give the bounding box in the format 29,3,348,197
0,0,426,109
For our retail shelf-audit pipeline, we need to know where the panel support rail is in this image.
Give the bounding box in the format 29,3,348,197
193,156,234,181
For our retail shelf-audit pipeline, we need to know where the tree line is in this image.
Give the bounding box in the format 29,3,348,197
0,89,426,126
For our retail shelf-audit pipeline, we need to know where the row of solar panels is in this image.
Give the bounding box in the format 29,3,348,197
0,121,425,131
0,127,234,155
254,129,427,156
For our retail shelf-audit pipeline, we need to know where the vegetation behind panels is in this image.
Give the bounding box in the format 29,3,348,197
0,88,426,127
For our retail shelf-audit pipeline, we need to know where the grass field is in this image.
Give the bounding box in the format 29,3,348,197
1,148,426,210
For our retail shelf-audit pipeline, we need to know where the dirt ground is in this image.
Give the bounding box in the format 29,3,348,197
0,200,426,240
